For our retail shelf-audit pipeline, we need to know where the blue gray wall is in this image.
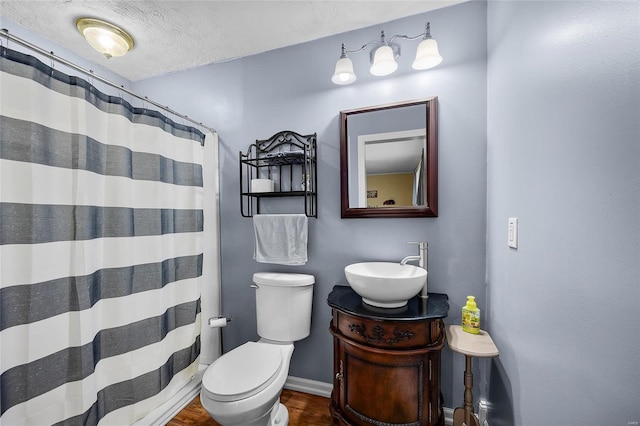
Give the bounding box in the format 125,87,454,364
486,1,640,425
134,0,488,407
7,0,638,423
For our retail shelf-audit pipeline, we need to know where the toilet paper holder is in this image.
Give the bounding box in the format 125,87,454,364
208,315,232,328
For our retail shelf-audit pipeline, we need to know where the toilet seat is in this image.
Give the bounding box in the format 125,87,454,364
202,342,283,402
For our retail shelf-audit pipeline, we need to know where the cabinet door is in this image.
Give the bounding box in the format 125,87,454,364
337,340,433,426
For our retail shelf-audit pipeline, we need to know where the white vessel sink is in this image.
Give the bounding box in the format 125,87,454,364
344,262,427,308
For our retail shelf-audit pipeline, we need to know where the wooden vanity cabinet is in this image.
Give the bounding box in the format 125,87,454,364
328,289,447,426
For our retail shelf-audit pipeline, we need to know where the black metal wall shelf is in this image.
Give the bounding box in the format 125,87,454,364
240,130,317,217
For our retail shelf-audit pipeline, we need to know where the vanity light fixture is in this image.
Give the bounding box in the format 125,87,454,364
76,18,134,59
331,22,442,85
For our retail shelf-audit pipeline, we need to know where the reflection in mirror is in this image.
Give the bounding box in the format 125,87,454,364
354,124,426,208
340,98,437,218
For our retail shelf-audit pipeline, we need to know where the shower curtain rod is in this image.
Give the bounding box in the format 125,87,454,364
1,28,216,134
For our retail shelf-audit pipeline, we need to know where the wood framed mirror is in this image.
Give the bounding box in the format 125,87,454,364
340,97,438,218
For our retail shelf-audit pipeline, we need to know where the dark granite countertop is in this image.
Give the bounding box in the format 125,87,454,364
327,285,449,321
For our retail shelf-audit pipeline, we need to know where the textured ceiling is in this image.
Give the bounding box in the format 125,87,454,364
0,0,462,81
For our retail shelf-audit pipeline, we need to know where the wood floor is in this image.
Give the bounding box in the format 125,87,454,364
167,389,333,426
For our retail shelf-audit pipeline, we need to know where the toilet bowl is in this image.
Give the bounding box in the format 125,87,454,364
199,272,314,426
200,341,293,426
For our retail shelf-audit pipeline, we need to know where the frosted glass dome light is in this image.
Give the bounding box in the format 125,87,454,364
76,18,134,59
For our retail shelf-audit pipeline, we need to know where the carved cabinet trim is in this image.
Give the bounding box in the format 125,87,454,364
348,322,415,345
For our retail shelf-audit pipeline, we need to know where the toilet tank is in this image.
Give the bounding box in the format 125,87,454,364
253,272,315,342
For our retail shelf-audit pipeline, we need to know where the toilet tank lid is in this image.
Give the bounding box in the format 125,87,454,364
253,272,315,287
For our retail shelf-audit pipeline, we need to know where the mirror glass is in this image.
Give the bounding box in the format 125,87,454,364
340,97,438,218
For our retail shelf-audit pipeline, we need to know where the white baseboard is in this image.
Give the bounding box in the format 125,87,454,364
284,375,333,398
134,365,205,426
443,407,454,425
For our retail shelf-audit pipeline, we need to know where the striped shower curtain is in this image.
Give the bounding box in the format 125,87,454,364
0,47,205,425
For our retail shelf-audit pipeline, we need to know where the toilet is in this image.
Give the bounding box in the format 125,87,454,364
200,272,315,426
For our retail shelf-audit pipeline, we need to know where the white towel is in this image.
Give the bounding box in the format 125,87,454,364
253,214,308,265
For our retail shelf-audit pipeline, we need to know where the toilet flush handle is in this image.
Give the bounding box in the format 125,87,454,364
251,284,259,289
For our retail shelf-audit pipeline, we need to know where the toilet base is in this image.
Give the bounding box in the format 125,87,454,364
205,400,288,426
270,402,289,426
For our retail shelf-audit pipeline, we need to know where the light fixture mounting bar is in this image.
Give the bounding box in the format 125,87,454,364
389,22,433,44
343,39,381,55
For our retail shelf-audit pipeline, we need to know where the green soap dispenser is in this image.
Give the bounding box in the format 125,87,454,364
462,296,480,334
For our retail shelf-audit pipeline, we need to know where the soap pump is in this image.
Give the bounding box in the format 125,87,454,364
462,295,480,334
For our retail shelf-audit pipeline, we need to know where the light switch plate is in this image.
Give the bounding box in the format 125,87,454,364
508,217,518,249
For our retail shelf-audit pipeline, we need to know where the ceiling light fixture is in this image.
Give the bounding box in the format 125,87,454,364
76,18,134,59
331,22,442,85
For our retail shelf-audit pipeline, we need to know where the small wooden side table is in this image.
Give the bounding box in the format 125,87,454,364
446,325,499,426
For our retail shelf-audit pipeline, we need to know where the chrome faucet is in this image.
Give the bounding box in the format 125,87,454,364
400,241,429,298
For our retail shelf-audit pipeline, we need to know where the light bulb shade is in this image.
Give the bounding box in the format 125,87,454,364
332,56,357,85
370,45,398,76
76,18,134,58
412,38,442,70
